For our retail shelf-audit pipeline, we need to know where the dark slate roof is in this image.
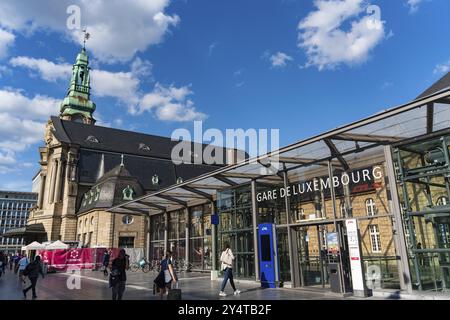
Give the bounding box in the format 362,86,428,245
51,116,229,162
78,164,145,214
416,72,450,99
77,149,217,191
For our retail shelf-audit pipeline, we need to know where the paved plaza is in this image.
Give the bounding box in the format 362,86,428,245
0,267,370,301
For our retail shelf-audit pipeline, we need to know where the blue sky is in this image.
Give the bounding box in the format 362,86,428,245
0,0,449,191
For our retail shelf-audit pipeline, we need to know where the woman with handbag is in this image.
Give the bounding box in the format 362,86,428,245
219,243,240,297
154,251,177,300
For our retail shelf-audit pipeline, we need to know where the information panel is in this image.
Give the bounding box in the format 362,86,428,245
345,219,366,295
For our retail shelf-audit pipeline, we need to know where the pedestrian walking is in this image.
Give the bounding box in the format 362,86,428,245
13,253,20,274
154,251,177,300
109,249,128,300
22,255,45,299
102,250,110,276
18,254,29,278
219,243,240,297
9,254,14,270
0,252,5,278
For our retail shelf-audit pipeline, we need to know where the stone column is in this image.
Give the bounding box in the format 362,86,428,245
38,172,46,209
48,159,57,204
54,158,63,203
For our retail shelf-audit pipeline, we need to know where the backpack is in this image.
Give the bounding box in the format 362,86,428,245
22,263,32,277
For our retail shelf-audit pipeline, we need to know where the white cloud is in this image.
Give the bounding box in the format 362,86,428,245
10,56,71,82
9,56,145,105
9,55,206,123
298,0,386,70
0,113,45,173
0,0,179,63
0,88,60,174
407,0,426,13
0,28,15,59
270,52,294,68
0,88,60,122
136,83,207,122
433,59,450,75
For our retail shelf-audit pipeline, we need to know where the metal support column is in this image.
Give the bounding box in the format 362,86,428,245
283,170,302,287
185,207,190,268
251,179,260,281
211,201,217,271
328,160,346,293
164,211,168,253
384,145,413,293
146,216,151,260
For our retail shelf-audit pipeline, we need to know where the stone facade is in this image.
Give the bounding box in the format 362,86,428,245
75,210,147,249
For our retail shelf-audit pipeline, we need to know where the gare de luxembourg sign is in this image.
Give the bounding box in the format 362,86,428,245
256,166,383,203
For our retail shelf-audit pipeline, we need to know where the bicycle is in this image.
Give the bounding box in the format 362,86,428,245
175,259,193,272
130,258,151,273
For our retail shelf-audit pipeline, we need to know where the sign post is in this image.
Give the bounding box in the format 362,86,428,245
345,219,369,297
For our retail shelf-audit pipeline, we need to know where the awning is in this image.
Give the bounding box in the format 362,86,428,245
45,240,69,250
0,223,47,238
108,87,450,215
24,241,46,250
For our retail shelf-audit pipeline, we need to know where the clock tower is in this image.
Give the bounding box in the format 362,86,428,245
59,45,96,124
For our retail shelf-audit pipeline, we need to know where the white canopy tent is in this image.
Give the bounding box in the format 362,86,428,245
45,240,69,250
24,241,46,250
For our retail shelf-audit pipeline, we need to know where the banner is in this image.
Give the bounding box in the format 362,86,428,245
37,248,121,271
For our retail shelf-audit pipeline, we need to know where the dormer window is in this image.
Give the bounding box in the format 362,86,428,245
139,143,151,152
152,174,160,186
176,177,183,184
86,135,99,143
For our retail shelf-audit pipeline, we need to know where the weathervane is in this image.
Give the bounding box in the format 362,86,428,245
82,28,90,49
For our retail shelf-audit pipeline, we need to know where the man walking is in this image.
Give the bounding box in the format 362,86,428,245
22,256,45,299
102,250,110,276
110,249,128,300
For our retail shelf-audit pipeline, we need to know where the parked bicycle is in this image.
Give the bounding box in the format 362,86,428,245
174,259,193,272
130,258,150,273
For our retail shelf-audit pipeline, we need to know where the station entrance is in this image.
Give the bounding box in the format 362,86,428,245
292,221,351,291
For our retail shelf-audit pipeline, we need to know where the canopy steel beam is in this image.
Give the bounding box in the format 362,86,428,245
187,184,228,190
220,172,282,181
113,207,149,215
214,175,238,186
324,139,350,171
257,159,284,179
332,133,402,143
154,194,187,207
136,200,166,211
181,186,213,201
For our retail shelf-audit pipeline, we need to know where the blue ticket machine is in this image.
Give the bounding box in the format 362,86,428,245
258,223,279,288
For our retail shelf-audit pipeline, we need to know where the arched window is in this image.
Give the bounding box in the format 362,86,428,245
436,196,448,206
365,198,377,216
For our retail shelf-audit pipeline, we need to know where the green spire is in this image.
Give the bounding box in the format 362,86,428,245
60,47,96,124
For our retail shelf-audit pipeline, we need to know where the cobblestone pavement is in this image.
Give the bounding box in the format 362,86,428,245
0,267,373,300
